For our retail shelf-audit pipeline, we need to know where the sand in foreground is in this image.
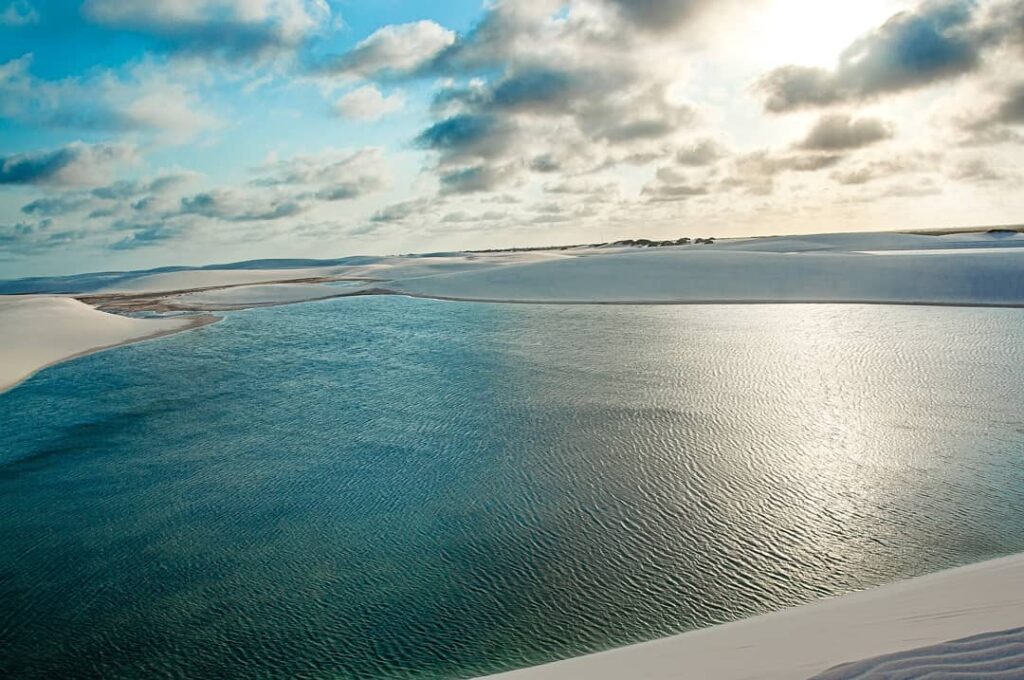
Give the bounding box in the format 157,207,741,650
0,296,217,393
483,553,1024,680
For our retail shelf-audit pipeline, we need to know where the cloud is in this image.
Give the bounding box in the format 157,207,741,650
0,219,85,254
179,190,305,221
993,82,1024,124
109,222,186,250
323,2,709,198
414,113,516,166
0,0,37,26
757,0,1006,112
21,195,91,217
370,197,435,224
91,173,199,200
797,114,893,150
830,152,940,184
675,138,728,165
0,54,220,143
250,147,388,200
82,0,331,59
334,85,404,121
718,150,844,194
950,156,1015,182
0,141,137,186
317,20,455,79
602,0,711,33
439,163,519,194
643,166,710,201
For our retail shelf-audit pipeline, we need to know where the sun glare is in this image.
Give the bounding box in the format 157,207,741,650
750,0,909,67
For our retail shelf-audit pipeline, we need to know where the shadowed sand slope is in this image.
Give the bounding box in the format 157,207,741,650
812,627,1024,679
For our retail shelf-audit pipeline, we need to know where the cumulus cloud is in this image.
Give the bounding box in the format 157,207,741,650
0,141,137,186
797,114,893,151
317,20,455,79
320,1,709,198
334,85,404,121
757,0,1020,112
0,54,220,143
643,166,710,202
82,0,331,59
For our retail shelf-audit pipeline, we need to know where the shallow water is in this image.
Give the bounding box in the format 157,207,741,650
2,298,1024,679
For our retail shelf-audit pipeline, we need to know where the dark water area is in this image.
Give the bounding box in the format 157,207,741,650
2,297,1024,678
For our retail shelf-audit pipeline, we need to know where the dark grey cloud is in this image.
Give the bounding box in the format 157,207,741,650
758,0,990,112
797,114,893,150
370,198,435,224
603,0,710,32
439,164,517,195
179,191,305,222
0,142,134,186
490,69,576,111
414,114,516,166
994,82,1024,123
954,81,1024,145
0,218,85,254
21,194,90,217
109,222,185,250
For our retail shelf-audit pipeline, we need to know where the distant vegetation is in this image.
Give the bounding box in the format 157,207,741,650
468,236,715,254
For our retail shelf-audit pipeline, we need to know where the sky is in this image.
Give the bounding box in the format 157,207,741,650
1,0,1022,277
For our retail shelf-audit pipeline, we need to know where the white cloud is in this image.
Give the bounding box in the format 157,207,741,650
0,54,220,144
334,85,404,121
319,20,455,78
0,141,138,187
82,0,332,57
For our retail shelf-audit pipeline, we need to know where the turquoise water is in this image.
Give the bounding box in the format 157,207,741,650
2,297,1024,679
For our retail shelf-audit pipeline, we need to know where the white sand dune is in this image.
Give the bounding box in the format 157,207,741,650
94,267,345,294
0,296,215,392
484,554,1024,680
386,248,1024,306
35,231,1024,307
169,282,358,310
812,626,1024,679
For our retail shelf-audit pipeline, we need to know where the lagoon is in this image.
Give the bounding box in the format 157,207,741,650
2,297,1024,678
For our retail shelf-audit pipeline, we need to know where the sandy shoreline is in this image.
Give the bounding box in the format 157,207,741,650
484,553,1024,680
356,288,1024,309
0,297,220,394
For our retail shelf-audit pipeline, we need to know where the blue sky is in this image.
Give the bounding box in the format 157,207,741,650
1,0,1022,277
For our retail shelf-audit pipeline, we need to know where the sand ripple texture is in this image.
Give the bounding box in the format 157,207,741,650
2,298,1024,678
813,627,1024,679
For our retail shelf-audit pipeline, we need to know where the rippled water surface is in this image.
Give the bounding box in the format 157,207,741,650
2,298,1024,679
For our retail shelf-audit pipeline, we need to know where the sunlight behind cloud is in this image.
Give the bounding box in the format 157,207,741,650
744,0,909,68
